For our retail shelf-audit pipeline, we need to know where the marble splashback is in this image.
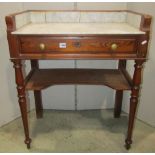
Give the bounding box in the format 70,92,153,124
30,12,46,23
80,12,127,23
15,12,31,29
46,12,80,23
30,11,127,23
14,11,142,29
126,12,141,29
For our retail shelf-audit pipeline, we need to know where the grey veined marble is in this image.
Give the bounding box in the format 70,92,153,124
14,11,142,34
12,23,145,35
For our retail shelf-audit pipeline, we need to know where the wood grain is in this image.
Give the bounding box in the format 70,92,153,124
25,69,131,90
5,10,152,150
19,36,137,54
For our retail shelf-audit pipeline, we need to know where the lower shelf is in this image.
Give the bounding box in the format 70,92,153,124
25,69,132,90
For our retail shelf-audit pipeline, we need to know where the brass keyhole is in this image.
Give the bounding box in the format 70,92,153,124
74,42,81,48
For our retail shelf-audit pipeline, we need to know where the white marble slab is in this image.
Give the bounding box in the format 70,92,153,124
12,23,145,35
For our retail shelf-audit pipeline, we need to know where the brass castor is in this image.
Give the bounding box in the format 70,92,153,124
125,139,132,150
27,143,31,149
25,138,32,149
125,143,131,150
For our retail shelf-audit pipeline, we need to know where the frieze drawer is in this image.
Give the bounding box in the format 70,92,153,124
19,36,137,54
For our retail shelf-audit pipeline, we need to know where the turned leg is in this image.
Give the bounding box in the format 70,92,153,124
114,60,126,118
12,59,31,149
31,60,43,118
125,60,144,150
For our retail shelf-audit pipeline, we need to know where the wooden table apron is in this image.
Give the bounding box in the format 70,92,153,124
5,10,151,150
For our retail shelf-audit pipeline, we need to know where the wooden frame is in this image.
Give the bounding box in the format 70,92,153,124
5,10,151,150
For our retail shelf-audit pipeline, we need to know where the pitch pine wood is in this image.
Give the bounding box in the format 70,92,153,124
114,60,127,118
25,69,131,91
30,60,43,119
11,59,31,149
5,10,152,150
19,36,137,54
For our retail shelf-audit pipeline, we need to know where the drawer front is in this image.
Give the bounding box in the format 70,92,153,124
19,37,137,54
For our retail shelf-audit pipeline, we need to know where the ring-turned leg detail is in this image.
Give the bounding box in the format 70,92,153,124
12,59,32,149
125,60,144,150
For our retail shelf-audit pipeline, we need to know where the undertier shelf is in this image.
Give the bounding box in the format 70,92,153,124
25,69,132,90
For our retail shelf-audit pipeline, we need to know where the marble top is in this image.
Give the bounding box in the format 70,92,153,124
12,23,145,35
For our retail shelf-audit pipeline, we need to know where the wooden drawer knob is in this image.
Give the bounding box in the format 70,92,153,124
111,43,118,51
39,43,45,51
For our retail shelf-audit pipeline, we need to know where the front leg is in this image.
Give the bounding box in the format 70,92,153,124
125,60,144,149
12,59,31,149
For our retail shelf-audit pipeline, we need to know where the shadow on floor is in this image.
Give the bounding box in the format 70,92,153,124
31,109,128,138
0,109,155,152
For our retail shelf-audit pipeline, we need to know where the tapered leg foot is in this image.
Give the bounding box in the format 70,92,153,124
125,139,132,150
114,112,121,118
36,109,43,119
25,138,32,149
34,90,43,119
